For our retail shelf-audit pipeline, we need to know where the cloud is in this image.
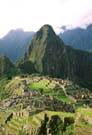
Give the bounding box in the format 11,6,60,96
78,10,92,27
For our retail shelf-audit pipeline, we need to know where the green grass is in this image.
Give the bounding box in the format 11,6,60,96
29,82,48,90
62,124,74,135
75,108,92,131
77,108,92,116
28,81,74,104
44,110,75,118
0,77,10,101
55,96,74,103
76,121,92,130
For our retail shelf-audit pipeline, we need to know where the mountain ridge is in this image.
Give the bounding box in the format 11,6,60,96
0,29,35,62
60,23,92,51
0,24,92,62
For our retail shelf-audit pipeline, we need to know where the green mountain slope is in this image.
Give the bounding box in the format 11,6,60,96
20,24,92,89
24,25,69,78
17,59,37,74
0,56,15,77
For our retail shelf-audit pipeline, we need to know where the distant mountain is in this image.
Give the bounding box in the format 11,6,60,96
18,24,92,89
60,24,92,51
0,29,35,62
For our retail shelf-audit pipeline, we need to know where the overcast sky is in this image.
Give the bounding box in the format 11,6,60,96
0,0,92,37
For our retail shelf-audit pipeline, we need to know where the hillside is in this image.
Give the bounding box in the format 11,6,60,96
0,29,34,62
0,56,16,77
0,75,92,135
60,24,92,51
19,24,92,89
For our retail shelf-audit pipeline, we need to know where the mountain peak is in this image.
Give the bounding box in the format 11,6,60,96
41,24,55,33
41,24,54,31
25,24,68,78
87,23,92,31
34,24,56,40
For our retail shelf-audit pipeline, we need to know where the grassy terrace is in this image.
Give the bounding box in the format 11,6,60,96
0,109,75,135
27,78,74,103
44,110,75,118
77,108,92,116
74,108,92,135
0,75,92,134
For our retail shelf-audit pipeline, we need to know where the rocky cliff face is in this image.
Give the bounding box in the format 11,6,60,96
66,46,92,88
